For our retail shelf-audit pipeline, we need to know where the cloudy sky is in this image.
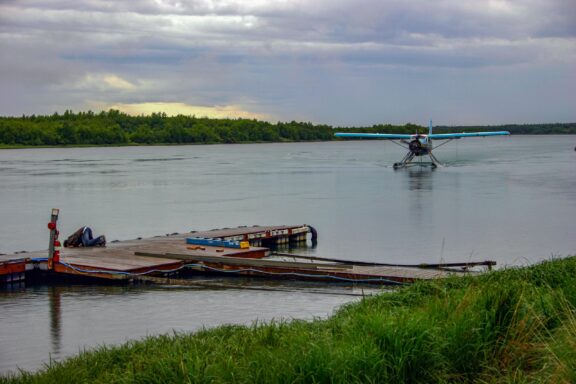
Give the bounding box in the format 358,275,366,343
1,0,574,126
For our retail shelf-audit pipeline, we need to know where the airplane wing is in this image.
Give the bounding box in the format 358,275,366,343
428,131,510,140
334,133,413,140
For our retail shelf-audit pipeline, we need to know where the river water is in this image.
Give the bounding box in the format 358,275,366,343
1,136,575,374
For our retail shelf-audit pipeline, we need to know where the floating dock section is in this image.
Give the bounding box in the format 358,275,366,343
189,225,314,247
137,253,461,284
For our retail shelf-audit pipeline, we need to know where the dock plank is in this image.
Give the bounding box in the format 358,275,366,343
61,253,181,272
161,253,353,270
351,265,457,280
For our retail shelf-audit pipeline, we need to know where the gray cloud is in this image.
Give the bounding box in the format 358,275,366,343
0,0,574,124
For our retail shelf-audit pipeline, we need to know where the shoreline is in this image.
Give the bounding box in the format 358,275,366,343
0,139,321,150
1,133,575,151
2,256,575,383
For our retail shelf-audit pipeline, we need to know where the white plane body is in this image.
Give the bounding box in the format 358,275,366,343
335,121,510,169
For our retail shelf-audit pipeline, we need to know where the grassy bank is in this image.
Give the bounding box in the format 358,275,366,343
2,257,576,383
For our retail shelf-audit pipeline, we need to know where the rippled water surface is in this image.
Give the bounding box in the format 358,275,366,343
1,136,575,374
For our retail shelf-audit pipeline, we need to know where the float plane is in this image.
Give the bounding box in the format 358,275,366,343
335,121,510,169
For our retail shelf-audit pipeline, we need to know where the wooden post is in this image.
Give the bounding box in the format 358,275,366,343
47,208,60,270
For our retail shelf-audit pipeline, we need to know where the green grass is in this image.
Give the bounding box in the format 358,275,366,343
2,257,576,383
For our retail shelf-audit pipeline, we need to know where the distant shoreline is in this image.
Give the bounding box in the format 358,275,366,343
1,133,575,151
1,110,575,148
0,140,330,150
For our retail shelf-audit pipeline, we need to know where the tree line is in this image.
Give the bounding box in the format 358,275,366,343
0,110,574,147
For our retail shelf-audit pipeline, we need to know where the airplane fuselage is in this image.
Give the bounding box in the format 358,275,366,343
406,136,431,157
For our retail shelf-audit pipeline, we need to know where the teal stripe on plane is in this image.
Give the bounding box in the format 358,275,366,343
334,131,510,140
334,132,413,139
428,131,510,139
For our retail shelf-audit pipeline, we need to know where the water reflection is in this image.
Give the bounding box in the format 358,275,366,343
403,168,435,223
1,138,576,374
405,167,435,191
1,281,361,374
49,287,62,355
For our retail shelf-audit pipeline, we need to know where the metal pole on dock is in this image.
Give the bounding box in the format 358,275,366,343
47,208,60,270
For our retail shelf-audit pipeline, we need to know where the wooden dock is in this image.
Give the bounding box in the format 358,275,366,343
54,232,272,279
1,225,310,283
1,224,487,286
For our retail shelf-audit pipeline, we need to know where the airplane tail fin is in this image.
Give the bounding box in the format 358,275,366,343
429,120,433,136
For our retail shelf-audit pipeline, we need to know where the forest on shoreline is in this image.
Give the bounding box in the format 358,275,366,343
1,110,575,147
